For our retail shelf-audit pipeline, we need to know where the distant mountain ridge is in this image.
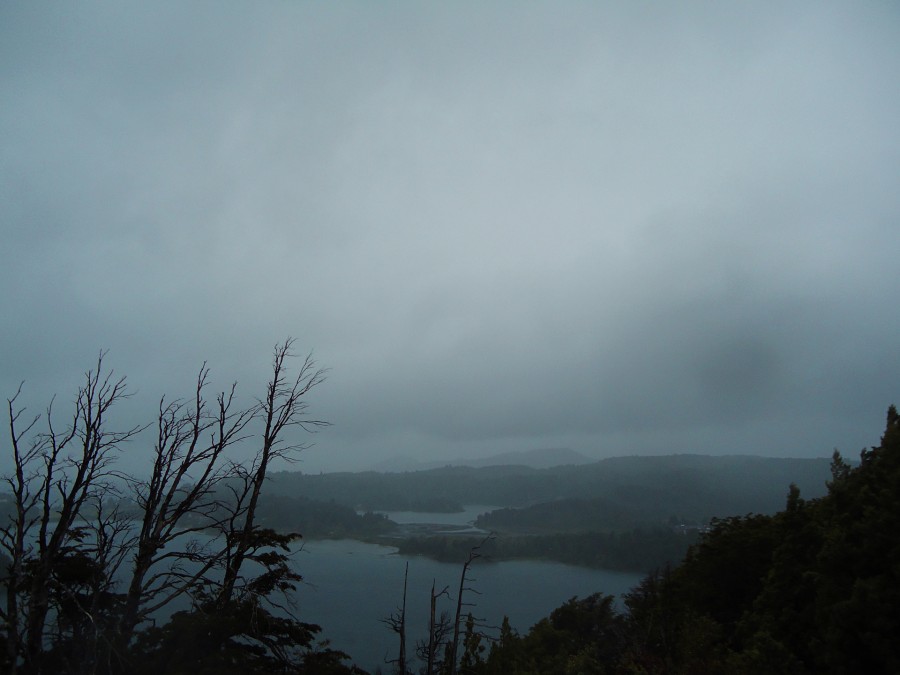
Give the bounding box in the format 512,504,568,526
369,447,593,472
269,453,835,523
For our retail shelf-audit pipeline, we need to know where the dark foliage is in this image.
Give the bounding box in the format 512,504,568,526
130,598,365,675
463,406,900,674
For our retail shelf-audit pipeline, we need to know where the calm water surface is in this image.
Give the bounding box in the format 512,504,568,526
293,531,642,672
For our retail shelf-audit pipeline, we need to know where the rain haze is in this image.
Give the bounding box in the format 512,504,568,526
2,2,899,474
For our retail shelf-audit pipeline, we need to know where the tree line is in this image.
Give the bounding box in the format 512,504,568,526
395,526,698,574
266,454,833,523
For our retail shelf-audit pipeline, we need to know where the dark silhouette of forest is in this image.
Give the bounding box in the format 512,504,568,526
450,406,900,674
394,525,698,573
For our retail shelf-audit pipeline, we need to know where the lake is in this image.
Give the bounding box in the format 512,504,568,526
293,508,644,672
14,510,643,672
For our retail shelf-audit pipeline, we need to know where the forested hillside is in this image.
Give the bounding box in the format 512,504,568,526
257,452,835,575
460,407,900,674
268,454,833,522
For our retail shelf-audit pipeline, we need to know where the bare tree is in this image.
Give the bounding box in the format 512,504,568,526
111,365,256,660
1,355,141,674
447,535,494,675
1,339,331,674
417,581,451,675
216,340,327,607
381,561,409,674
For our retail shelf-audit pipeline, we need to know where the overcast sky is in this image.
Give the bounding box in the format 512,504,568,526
2,2,898,473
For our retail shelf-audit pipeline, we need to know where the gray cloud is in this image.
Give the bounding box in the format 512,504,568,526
2,2,898,473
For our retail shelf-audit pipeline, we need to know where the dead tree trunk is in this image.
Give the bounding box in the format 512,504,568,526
381,561,409,674
419,580,451,675
399,563,408,674
447,536,493,675
217,339,327,607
